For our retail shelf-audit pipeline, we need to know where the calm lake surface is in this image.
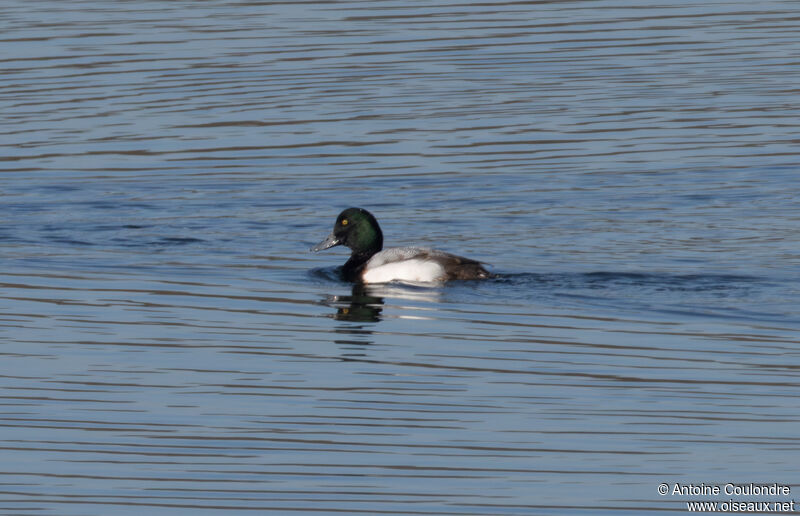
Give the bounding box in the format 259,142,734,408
2,1,800,514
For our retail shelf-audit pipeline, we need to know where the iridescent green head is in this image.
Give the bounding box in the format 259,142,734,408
311,207,384,256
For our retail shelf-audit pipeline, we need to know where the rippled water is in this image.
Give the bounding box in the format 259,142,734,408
2,1,800,515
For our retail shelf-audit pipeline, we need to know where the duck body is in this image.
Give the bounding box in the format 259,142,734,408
312,208,490,284
362,246,488,283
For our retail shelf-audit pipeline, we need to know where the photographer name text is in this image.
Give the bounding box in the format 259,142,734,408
667,483,791,497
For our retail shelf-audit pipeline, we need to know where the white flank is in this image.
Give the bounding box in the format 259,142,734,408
362,259,445,284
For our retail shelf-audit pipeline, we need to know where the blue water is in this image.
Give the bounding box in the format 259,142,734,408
2,1,800,515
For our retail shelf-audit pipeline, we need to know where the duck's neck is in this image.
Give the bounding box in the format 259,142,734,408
342,244,381,282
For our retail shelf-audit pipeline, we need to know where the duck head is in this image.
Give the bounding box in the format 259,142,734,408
311,207,384,257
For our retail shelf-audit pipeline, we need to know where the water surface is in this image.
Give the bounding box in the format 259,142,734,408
2,1,800,515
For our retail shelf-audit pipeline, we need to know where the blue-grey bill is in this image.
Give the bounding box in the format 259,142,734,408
310,233,340,252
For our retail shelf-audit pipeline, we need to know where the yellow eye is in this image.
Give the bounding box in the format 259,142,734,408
341,219,348,226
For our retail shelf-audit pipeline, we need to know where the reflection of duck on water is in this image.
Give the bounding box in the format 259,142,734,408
321,283,444,323
325,284,384,322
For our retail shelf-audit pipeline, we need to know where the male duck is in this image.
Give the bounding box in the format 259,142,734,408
311,207,490,284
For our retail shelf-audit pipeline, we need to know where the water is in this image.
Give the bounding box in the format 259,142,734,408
2,1,800,514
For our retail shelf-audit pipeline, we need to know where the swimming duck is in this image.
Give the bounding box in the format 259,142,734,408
311,207,490,284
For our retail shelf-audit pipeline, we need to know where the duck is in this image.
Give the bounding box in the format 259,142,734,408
311,207,490,284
